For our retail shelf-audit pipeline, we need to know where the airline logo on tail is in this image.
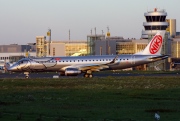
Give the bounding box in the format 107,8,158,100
135,31,165,55
149,35,162,54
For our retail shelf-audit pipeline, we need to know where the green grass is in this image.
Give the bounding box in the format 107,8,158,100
0,76,180,121
97,70,180,74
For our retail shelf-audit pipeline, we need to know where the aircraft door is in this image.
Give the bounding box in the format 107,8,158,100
17,60,29,70
131,55,135,64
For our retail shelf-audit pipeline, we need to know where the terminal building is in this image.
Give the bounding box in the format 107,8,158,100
0,43,36,62
170,34,180,70
87,34,148,55
36,36,87,57
87,34,106,55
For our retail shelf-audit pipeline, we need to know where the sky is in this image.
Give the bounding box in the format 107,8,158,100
0,0,179,44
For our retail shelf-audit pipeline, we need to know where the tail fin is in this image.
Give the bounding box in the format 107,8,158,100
135,31,166,55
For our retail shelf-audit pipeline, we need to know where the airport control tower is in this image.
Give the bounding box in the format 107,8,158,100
141,8,168,39
141,8,170,71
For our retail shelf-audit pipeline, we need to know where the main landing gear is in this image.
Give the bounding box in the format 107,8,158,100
84,70,93,78
84,74,93,78
24,72,29,79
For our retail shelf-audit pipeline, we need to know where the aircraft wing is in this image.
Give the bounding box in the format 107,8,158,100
75,63,109,72
61,55,118,72
61,63,109,72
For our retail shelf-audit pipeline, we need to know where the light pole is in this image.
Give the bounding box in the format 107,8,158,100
47,29,51,56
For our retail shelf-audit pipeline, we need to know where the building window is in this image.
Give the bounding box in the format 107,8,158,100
53,48,55,56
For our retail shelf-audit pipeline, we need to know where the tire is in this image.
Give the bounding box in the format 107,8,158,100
60,73,65,76
84,74,89,78
89,74,93,78
25,76,29,79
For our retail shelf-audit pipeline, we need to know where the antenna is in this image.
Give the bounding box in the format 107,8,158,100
69,29,70,41
47,28,51,56
102,30,104,35
94,27,96,41
94,27,96,35
107,26,109,32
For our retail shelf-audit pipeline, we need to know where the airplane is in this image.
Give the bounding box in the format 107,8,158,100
6,31,168,78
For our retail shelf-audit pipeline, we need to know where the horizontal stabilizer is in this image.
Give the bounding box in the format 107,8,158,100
148,55,168,60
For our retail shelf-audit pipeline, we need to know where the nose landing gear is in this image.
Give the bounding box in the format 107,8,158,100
24,72,29,79
84,74,93,78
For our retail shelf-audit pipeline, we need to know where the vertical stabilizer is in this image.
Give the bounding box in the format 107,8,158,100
135,31,165,55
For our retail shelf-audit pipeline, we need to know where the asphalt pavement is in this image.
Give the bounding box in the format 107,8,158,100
0,72,179,79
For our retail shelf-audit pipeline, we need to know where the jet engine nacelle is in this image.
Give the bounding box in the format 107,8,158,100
65,68,81,76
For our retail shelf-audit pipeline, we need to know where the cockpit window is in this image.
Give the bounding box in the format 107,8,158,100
17,59,29,65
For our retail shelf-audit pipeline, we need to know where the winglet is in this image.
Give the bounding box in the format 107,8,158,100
135,31,166,55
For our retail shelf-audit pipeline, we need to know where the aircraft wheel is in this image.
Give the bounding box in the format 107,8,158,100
60,73,65,76
25,76,29,79
89,74,93,78
84,74,89,78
